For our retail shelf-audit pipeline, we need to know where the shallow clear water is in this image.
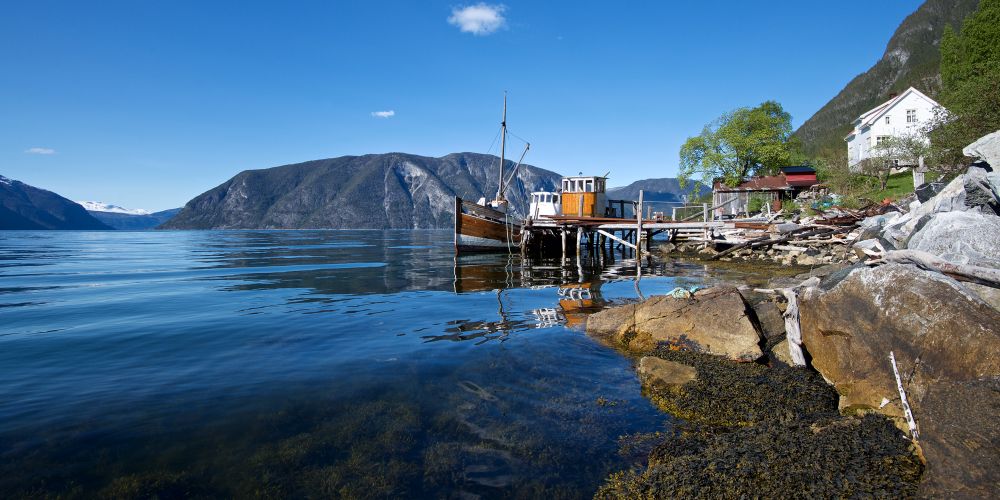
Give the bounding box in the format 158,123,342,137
0,230,745,497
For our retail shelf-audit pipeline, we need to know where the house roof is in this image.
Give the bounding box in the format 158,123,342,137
713,168,819,192
845,87,942,140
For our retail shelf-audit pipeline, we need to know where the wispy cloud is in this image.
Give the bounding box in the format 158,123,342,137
25,147,56,155
371,110,395,118
448,3,507,36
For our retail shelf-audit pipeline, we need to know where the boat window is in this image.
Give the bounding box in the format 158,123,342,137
585,179,594,192
553,195,559,203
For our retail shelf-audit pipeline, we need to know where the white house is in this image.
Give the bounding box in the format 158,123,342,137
845,87,943,170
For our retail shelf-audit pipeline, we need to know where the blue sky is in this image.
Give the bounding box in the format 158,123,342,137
1,0,924,211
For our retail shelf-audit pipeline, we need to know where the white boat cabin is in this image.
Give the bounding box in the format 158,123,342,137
528,192,561,219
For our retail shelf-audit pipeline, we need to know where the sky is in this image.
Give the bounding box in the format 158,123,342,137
0,0,925,211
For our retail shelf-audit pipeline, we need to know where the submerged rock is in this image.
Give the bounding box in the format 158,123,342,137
637,357,696,392
586,286,763,361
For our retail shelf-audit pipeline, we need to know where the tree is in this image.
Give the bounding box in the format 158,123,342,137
679,101,794,188
858,134,928,191
927,0,1000,176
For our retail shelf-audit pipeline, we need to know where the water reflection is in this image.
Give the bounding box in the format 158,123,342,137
0,230,794,497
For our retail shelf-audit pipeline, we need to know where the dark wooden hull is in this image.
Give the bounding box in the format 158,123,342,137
454,197,521,253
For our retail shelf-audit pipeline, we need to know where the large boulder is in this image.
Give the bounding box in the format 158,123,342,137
907,210,1000,268
963,129,1000,192
586,286,763,361
799,264,1000,496
881,166,1000,248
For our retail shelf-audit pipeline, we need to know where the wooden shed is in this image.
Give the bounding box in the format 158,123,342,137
712,166,818,218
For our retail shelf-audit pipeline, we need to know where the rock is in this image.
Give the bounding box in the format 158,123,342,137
586,286,763,361
915,182,945,203
914,377,1000,498
963,129,1000,191
637,357,697,391
752,301,785,340
882,167,1000,247
775,223,803,233
907,210,1000,269
799,264,1000,496
657,242,677,254
796,255,822,266
801,264,1000,418
770,339,795,366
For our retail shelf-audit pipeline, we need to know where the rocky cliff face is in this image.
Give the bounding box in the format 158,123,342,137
0,175,111,230
161,153,561,230
794,0,979,157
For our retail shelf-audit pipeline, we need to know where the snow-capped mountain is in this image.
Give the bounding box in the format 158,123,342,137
76,201,151,215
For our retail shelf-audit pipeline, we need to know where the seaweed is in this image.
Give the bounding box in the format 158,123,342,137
598,350,923,499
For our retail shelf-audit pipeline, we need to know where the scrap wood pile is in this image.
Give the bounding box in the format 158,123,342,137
707,203,902,265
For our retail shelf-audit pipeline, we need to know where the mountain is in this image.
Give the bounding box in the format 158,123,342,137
77,201,151,215
0,175,111,230
88,208,181,230
161,152,562,229
794,0,979,158
607,178,709,204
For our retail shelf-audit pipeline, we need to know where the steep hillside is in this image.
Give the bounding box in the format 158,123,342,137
89,208,180,230
795,0,979,158
161,153,562,229
0,175,111,230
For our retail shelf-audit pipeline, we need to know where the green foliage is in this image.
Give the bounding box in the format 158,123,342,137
679,101,794,188
929,0,1000,174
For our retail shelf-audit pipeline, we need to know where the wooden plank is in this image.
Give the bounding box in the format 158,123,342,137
596,229,636,250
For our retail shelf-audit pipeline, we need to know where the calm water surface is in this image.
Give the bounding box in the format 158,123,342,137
1,230,744,497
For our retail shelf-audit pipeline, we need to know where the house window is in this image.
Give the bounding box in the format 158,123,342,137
876,135,891,146
885,116,890,125
906,109,917,123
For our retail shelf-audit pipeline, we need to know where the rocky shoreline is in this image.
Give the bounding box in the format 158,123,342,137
586,133,1000,498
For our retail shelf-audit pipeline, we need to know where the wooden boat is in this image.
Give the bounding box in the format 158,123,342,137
454,197,521,252
454,93,530,253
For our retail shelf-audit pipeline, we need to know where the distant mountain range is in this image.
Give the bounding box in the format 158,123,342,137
607,178,709,204
794,0,979,158
87,208,181,230
162,152,562,229
77,201,151,215
0,175,111,230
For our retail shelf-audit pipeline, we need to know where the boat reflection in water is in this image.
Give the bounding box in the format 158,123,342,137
431,250,665,344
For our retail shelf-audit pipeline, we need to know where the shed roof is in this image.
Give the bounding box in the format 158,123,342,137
779,165,816,174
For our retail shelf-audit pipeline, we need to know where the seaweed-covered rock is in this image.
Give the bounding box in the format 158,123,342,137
599,350,921,498
637,357,696,392
596,414,922,499
799,264,1000,497
586,286,763,361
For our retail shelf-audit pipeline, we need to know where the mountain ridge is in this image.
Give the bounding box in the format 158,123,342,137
1,174,112,230
161,152,562,230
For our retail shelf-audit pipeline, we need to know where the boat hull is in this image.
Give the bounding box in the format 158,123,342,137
454,197,521,253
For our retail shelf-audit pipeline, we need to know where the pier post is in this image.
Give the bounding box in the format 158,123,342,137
636,190,644,258
561,227,567,262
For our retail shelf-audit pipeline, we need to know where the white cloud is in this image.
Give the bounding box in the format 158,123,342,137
448,3,507,36
371,110,395,118
25,147,56,155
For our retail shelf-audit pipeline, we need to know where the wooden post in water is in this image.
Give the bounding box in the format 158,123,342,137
636,190,644,258
561,227,567,262
578,195,584,218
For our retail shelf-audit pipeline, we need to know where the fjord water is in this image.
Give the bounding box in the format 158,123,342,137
1,230,725,497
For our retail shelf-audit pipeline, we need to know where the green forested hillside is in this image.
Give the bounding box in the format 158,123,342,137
795,0,979,160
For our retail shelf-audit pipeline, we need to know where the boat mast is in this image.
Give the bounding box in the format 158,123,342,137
496,92,507,204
